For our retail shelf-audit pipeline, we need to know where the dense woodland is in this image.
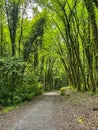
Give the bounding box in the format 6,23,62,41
0,0,98,106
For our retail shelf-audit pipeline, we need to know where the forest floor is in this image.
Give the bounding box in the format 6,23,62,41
0,91,98,130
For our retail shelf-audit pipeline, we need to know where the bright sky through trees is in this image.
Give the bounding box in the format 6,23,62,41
26,3,42,20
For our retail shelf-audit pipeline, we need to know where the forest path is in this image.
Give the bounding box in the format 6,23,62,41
0,92,98,130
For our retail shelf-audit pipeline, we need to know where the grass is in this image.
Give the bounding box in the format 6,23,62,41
0,101,27,115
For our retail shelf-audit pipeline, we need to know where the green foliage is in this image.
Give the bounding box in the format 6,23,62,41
24,12,46,61
2,106,18,113
0,0,98,108
60,87,66,96
60,86,73,96
0,57,24,105
38,83,43,94
0,57,44,106
11,64,44,104
13,95,22,104
24,93,35,101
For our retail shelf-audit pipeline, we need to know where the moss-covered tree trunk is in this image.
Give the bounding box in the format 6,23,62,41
84,0,98,92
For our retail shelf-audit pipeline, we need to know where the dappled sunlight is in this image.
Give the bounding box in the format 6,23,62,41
44,92,59,96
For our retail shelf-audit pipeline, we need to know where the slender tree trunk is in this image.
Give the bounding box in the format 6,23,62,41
34,48,38,70
0,12,3,56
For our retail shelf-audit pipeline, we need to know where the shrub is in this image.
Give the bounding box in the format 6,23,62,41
37,83,43,94
0,57,24,106
60,87,66,96
24,92,35,101
13,95,22,104
60,86,73,96
0,58,44,106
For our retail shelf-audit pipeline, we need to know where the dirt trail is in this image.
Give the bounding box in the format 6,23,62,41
0,92,98,130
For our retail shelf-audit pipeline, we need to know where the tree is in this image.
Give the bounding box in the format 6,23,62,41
5,0,21,56
84,0,98,92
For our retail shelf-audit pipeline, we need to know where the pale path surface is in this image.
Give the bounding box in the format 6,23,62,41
0,92,98,130
0,92,67,130
11,92,61,130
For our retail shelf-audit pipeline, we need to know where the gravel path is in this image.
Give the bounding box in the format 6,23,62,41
0,92,98,130
0,92,65,130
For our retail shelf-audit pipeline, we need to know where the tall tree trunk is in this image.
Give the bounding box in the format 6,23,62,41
84,0,98,92
5,0,20,56
0,12,3,56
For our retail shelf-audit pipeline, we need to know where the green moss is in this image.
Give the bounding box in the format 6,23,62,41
60,86,73,96
60,87,66,96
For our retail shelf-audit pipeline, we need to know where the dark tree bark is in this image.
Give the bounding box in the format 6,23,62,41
5,0,20,56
